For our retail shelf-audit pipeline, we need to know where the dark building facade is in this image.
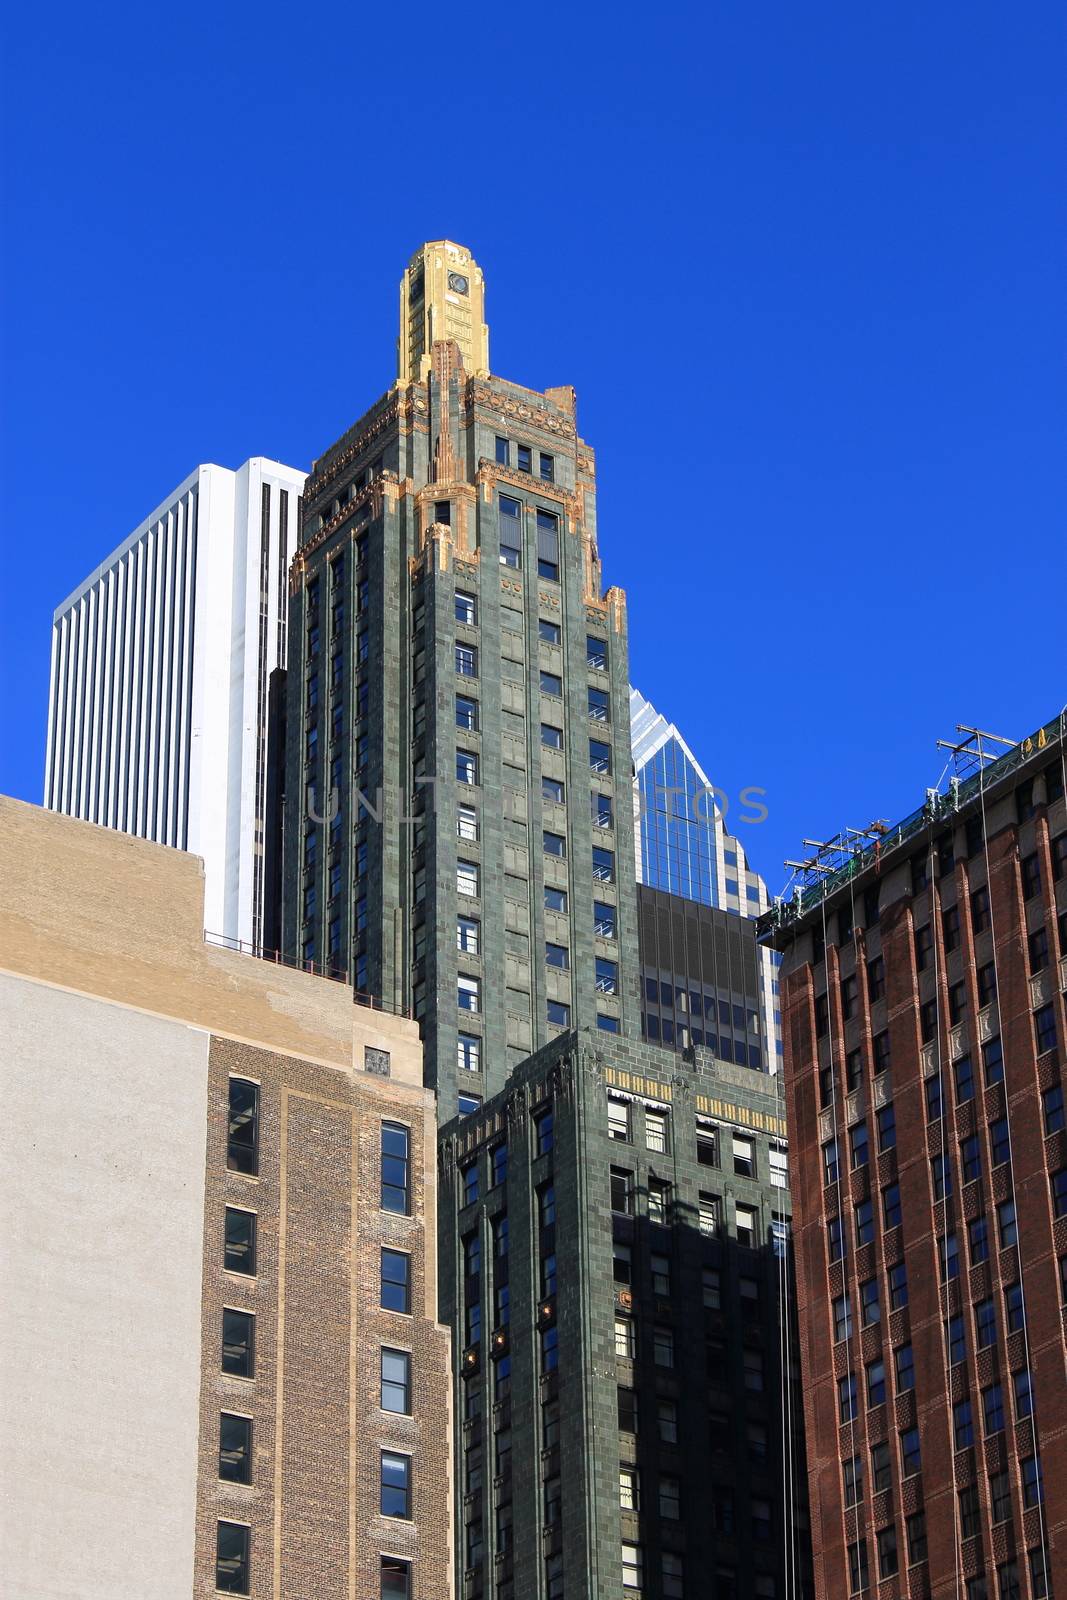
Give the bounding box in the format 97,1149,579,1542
282,241,639,1121
638,882,770,1068
438,1029,808,1600
762,714,1067,1600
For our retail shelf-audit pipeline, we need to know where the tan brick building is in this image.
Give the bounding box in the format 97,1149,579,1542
0,796,453,1600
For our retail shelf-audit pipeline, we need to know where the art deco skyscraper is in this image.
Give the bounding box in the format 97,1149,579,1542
283,242,640,1118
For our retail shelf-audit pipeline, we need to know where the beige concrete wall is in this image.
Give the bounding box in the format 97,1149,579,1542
0,795,423,1084
0,974,209,1599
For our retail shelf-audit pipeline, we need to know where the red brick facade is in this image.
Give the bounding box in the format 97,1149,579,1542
769,737,1066,1599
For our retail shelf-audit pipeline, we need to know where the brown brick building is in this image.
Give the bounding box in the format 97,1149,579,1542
0,796,453,1600
762,715,1067,1600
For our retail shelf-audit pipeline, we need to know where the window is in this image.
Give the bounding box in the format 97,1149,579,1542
381,1450,411,1518
961,1134,982,1185
646,1109,669,1152
855,1198,874,1247
611,1166,634,1216
826,1214,845,1264
926,1073,943,1123
536,510,560,580
455,590,476,625
648,1182,671,1227
943,903,961,951
990,1116,1011,1168
1021,853,1041,900
227,1079,259,1175
216,1521,250,1595
983,1382,1005,1435
977,962,997,1008
972,882,991,932
940,1232,960,1282
871,1441,891,1493
540,669,562,697
733,1134,754,1176
219,1413,252,1484
380,1248,411,1314
654,1326,675,1368
848,1538,869,1595
915,924,933,971
983,1035,1005,1084
622,1543,643,1592
381,1347,411,1413
860,1277,880,1326
457,1032,480,1074
224,1208,256,1276
947,1312,966,1364
490,1143,507,1189
381,1123,410,1214
895,1342,915,1392
615,1315,636,1359
592,845,615,882
1044,1082,1065,1134
455,642,478,677
699,1193,721,1236
456,693,479,733
954,1398,974,1449
959,1483,981,1539
873,1032,891,1075
593,901,617,941
1029,1547,1051,1599
867,955,886,1000
663,1554,684,1600
900,1427,921,1476
547,998,570,1026
931,1151,952,1200
539,618,561,644
592,790,614,828
906,1512,927,1567
1004,1282,1025,1335
1035,1003,1058,1056
967,1214,990,1265
823,1137,840,1184
535,1107,554,1155
841,974,858,1019
456,748,479,785
735,1204,757,1248
457,859,479,897
499,495,522,566
997,1198,1018,1249
545,940,570,971
222,1309,254,1378
1022,1454,1044,1509
839,1372,858,1423
494,435,509,465
833,1292,852,1341
589,737,612,774
975,1297,997,1349
458,1094,482,1119
844,1465,863,1510
619,1463,639,1510
541,722,563,750
877,1104,896,1151
954,1052,975,1104
461,1161,479,1207
458,974,480,1013
949,981,968,1025
743,1349,764,1392
850,1121,869,1170
544,884,568,913
877,1527,898,1580
881,1182,901,1231
596,956,619,994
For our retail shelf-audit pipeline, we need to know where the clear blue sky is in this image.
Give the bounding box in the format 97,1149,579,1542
1,1,1063,893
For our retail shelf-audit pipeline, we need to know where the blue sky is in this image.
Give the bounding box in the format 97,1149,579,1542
1,1,1063,892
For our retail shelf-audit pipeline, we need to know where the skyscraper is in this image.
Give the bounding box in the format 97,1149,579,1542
283,242,640,1118
45,456,305,951
761,713,1066,1599
631,686,781,1066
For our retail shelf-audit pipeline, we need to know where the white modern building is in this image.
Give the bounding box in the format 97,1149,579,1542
45,456,305,950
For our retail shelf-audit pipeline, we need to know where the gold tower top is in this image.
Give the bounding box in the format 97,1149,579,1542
398,241,489,383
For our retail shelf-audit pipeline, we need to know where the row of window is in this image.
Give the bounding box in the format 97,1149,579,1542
454,591,608,670
452,683,611,732
217,1525,410,1599
494,435,555,480
454,735,613,783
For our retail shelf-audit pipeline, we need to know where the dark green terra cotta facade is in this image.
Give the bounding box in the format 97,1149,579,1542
438,1031,806,1600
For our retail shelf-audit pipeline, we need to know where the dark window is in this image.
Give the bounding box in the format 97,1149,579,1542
848,1538,869,1595
216,1521,250,1595
587,635,607,669
872,1032,890,1075
888,1261,908,1310
926,1074,943,1122
915,924,933,972
588,687,610,722
1035,1003,1058,1056
969,1215,990,1264
954,1398,974,1448
971,884,991,933
882,1183,902,1230
227,1079,259,1175
850,1121,869,1170
900,1427,921,1476
906,1512,927,1566
961,1134,982,1185
975,1297,997,1350
381,1248,411,1313
1021,853,1041,900
877,1526,898,1580
495,436,509,464
855,1199,874,1247
535,1107,554,1155
977,963,997,1008
959,1484,981,1539
1043,1083,1065,1134
943,904,961,951
866,1358,886,1406
1029,927,1050,974
517,444,532,473
949,981,967,1025
867,956,886,1000
222,1309,254,1378
536,510,560,580
877,1103,896,1151
381,1450,412,1517
920,999,937,1044
990,1117,1011,1167
590,738,612,774
381,1122,411,1213
947,1313,966,1364
954,1053,975,1103
895,1343,914,1392
224,1208,256,1275
983,1382,1005,1435
219,1413,252,1484
983,1036,1004,1085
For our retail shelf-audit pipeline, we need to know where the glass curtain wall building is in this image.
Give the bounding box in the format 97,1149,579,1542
630,687,782,1068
